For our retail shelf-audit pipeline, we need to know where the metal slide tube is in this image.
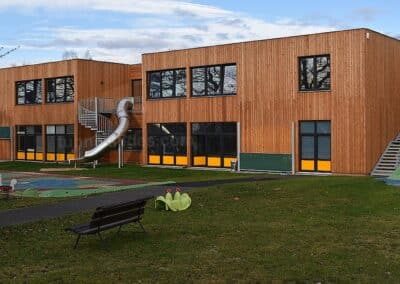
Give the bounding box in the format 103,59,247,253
70,97,134,164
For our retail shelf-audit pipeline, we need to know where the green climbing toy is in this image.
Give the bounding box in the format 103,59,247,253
155,188,191,211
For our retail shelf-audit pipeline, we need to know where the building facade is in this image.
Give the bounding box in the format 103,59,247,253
1,28,399,175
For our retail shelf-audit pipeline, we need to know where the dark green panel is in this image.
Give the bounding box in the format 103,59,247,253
0,127,11,139
240,153,292,172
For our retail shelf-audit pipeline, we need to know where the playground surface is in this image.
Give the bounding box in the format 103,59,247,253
1,171,174,198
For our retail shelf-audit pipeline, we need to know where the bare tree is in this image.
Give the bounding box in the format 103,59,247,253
0,46,19,59
62,50,78,60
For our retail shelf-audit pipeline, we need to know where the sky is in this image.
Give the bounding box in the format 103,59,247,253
0,0,398,67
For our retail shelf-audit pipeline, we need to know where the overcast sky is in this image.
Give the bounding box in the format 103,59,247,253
0,0,398,67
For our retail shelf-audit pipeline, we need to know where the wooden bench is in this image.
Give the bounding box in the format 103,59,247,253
65,197,152,248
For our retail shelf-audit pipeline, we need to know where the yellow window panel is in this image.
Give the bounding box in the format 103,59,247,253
301,160,315,171
17,152,25,160
176,156,188,166
193,156,206,166
66,154,75,160
57,154,65,161
26,152,35,160
149,155,161,164
162,155,174,165
318,160,331,172
46,153,55,161
224,157,237,168
35,153,44,161
207,157,221,167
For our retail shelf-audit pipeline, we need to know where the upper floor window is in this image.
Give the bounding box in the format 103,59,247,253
192,64,237,97
46,76,74,103
299,55,331,91
148,69,186,99
16,80,42,105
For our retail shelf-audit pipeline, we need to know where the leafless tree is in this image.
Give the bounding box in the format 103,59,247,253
0,46,19,59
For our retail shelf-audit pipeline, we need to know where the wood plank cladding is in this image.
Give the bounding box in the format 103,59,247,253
0,140,11,160
141,29,381,174
365,31,400,172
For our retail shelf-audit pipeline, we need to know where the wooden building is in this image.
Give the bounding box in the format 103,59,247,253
1,28,399,175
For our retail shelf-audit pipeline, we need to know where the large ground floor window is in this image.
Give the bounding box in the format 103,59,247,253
46,125,74,161
192,122,237,168
148,123,187,166
299,120,331,172
16,125,43,161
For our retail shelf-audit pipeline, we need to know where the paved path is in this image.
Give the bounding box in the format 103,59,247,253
0,176,284,227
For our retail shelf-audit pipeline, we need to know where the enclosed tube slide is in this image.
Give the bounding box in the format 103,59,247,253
70,97,134,164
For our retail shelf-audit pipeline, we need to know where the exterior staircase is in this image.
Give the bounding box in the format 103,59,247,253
371,134,400,176
78,98,117,156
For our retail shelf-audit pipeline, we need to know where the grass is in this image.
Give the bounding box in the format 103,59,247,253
0,161,254,182
1,176,400,282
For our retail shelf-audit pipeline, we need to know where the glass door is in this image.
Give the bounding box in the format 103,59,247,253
299,121,331,172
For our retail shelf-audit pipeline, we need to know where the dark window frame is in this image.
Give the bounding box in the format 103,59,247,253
190,63,237,97
16,125,43,160
299,120,331,172
15,79,42,105
191,122,237,167
147,68,186,100
45,76,75,104
124,128,143,151
45,124,74,160
298,55,331,92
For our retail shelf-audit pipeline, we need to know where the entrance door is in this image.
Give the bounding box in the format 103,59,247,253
299,121,331,172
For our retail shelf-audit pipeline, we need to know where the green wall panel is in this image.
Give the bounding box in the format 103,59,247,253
0,127,11,139
240,153,292,172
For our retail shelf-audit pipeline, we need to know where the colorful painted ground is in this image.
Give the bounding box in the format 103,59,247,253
0,171,174,198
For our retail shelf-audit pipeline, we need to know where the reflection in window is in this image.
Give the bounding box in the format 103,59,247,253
46,124,74,161
191,64,237,97
16,80,42,105
148,69,186,99
299,55,330,91
124,128,142,151
16,125,42,160
46,76,74,103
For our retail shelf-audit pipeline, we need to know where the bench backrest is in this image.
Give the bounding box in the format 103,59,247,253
89,197,150,228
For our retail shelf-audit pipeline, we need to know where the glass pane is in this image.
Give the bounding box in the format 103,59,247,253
65,77,74,102
148,136,161,154
25,81,35,104
222,123,236,134
161,71,174,98
17,83,25,105
175,69,186,97
175,135,187,155
173,123,186,135
56,125,65,134
192,123,208,135
149,72,161,98
56,136,66,153
299,57,314,91
318,136,331,160
222,135,237,156
35,80,42,103
192,67,205,96
36,135,42,152
206,135,220,155
46,125,55,135
66,125,74,134
192,135,206,155
223,65,237,94
316,56,330,90
55,78,65,102
161,136,174,155
46,136,56,152
35,126,42,134
317,121,331,134
148,124,161,136
207,66,221,96
17,135,25,151
301,136,314,159
26,126,35,135
66,135,74,153
300,122,315,134
47,80,56,103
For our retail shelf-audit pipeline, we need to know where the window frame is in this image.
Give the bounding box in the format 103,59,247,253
16,125,43,160
147,68,187,100
45,124,74,161
298,54,331,92
190,63,237,97
45,76,75,104
15,79,42,105
124,128,143,151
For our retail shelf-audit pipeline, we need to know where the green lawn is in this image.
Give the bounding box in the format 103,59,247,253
1,176,400,282
0,161,253,182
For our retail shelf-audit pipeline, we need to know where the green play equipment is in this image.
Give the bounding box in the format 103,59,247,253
155,189,191,211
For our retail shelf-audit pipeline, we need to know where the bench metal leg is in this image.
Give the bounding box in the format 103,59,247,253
74,235,81,249
138,221,146,233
